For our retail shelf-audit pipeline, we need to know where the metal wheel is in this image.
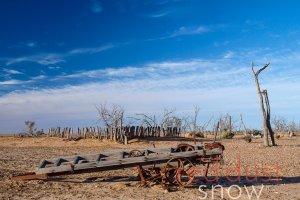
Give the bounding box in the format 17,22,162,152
174,143,195,152
165,158,195,187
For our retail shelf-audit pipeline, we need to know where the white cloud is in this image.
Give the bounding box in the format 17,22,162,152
2,68,23,75
53,58,239,83
214,40,230,47
69,44,114,55
24,41,37,48
48,66,61,70
0,79,27,85
171,26,210,37
223,51,235,59
91,0,103,13
1,49,300,132
147,25,213,41
1,73,300,132
31,75,47,80
6,53,65,66
5,44,114,66
245,19,266,29
149,11,170,18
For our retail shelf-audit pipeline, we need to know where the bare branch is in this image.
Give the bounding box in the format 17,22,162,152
96,103,124,128
251,62,255,75
252,62,270,76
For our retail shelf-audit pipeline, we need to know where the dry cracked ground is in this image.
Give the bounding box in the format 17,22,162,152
0,135,299,200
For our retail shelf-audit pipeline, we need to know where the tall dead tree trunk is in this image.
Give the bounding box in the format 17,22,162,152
192,105,200,144
240,113,248,136
262,90,276,146
251,62,276,146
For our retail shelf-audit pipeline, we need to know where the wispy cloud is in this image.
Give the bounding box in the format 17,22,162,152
1,64,300,132
241,19,267,32
0,74,47,87
0,79,27,85
171,26,210,37
2,68,23,75
6,53,65,66
40,48,300,92
5,44,114,66
2,48,300,132
214,40,230,47
244,19,266,30
31,75,47,80
48,66,61,70
146,25,213,41
8,41,39,49
223,51,235,59
149,11,170,18
90,0,103,13
68,44,114,55
23,41,37,48
53,58,235,82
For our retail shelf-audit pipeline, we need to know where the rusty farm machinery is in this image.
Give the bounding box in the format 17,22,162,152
12,142,225,187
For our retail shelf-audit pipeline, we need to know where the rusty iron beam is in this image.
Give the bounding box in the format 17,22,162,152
12,173,48,180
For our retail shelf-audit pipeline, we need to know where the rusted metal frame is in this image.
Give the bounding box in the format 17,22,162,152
136,165,146,183
36,150,219,174
136,164,163,185
13,145,224,181
13,159,181,181
204,163,210,180
13,155,220,181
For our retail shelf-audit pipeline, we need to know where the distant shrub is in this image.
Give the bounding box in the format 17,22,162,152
220,130,234,139
243,136,252,143
249,130,263,138
195,132,204,138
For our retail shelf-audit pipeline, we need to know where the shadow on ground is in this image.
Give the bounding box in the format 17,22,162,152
43,175,300,188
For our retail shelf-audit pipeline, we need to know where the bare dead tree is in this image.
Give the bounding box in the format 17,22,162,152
160,108,183,136
218,113,234,133
25,121,35,136
272,116,287,132
190,105,200,143
199,115,214,134
134,114,157,127
96,104,124,128
180,106,212,133
192,105,200,132
160,108,176,129
252,62,276,146
96,103,125,142
213,121,220,142
133,108,180,136
181,116,192,133
287,120,299,134
240,113,248,136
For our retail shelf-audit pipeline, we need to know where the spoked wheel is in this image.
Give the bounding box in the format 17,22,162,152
164,158,195,187
174,143,195,152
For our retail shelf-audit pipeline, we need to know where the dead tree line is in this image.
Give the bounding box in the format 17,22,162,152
47,125,180,143
272,116,300,134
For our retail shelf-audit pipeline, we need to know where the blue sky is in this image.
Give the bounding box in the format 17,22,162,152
1,0,300,133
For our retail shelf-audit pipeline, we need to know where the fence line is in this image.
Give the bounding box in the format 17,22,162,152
47,125,181,144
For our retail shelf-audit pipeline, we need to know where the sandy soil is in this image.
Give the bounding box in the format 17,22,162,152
0,136,299,200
